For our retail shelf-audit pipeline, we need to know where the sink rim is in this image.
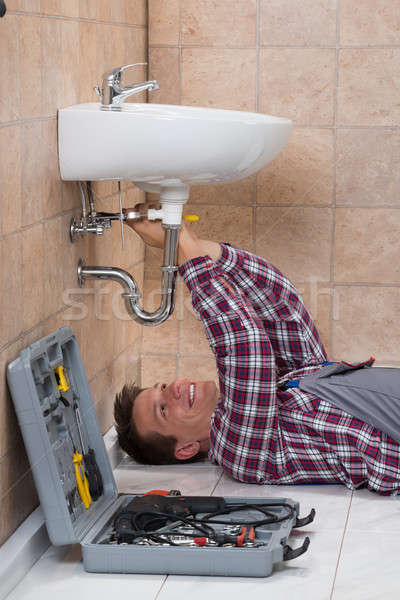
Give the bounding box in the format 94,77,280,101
59,101,292,125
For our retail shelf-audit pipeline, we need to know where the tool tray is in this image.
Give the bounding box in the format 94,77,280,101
7,327,314,577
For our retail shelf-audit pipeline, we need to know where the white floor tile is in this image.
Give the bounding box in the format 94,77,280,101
332,530,400,599
6,543,165,600
346,488,400,533
157,529,343,600
215,474,352,531
114,463,223,495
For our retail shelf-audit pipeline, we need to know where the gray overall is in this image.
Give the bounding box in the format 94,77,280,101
298,361,400,442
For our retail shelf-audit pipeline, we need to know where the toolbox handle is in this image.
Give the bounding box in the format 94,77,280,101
282,536,310,561
293,508,316,528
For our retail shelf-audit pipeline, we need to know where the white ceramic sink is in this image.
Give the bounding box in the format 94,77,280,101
58,103,291,191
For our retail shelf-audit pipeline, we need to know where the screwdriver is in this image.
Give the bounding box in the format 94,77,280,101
73,402,103,501
67,426,92,510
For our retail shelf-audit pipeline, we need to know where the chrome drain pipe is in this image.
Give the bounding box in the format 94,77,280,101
77,226,180,326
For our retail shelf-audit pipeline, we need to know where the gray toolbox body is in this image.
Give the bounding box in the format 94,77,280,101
7,326,313,578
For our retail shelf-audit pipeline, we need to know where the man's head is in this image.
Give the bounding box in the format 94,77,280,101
114,378,219,465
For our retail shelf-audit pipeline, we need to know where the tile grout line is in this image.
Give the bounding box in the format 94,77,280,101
149,43,400,50
329,490,353,600
6,10,146,29
330,0,340,358
153,575,169,600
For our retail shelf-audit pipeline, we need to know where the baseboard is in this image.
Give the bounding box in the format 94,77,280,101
0,426,122,600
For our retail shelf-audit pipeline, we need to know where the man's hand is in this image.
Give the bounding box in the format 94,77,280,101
124,203,165,248
125,202,222,264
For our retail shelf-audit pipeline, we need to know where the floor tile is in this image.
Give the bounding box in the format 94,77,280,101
346,488,400,533
6,543,165,600
215,475,353,531
114,461,223,496
332,530,400,599
158,529,343,600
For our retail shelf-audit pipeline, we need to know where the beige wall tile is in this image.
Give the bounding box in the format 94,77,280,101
42,119,62,218
41,0,79,17
0,340,24,457
0,468,38,546
79,0,97,19
126,0,147,26
182,48,257,111
178,356,218,385
0,124,22,235
256,207,332,282
92,362,115,432
332,286,400,363
22,224,46,329
180,288,213,356
113,343,142,396
334,208,400,283
149,47,180,105
22,224,44,331
0,234,23,348
182,0,256,47
124,26,147,68
0,14,20,123
184,203,254,252
190,176,255,205
21,121,43,227
41,18,80,116
43,217,64,316
19,15,41,120
257,128,334,206
149,0,179,46
7,0,40,10
142,279,179,354
112,262,144,357
295,282,332,357
61,181,81,212
340,0,400,46
40,17,62,117
259,49,336,126
336,129,400,206
110,0,125,23
0,441,31,498
96,0,111,22
141,356,177,388
338,49,400,126
60,20,80,109
260,0,336,46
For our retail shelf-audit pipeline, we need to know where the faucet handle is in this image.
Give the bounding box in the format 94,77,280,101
104,62,148,84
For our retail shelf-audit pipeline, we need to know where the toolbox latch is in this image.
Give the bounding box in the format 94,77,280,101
293,507,316,528
282,536,310,561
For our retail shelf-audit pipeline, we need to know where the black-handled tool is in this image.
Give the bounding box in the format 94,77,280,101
73,402,103,501
0,2,6,17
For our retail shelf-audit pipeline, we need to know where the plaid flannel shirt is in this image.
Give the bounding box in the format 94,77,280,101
179,243,400,495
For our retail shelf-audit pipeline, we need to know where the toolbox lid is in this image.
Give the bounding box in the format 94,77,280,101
7,326,118,545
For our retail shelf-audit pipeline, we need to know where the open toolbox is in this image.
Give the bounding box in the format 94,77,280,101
7,326,315,577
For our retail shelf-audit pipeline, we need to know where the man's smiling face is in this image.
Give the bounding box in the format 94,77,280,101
132,378,219,461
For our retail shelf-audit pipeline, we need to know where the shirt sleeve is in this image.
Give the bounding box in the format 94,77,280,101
179,254,279,484
214,243,328,377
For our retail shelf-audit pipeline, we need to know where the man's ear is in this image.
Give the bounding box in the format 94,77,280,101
174,441,200,461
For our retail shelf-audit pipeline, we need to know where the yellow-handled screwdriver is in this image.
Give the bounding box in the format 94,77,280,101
68,426,91,510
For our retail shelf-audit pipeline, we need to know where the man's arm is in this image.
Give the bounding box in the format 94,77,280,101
201,241,328,377
179,232,279,484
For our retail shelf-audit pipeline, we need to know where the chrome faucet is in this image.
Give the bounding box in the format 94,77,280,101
94,63,159,110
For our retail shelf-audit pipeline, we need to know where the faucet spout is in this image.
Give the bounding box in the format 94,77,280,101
112,80,159,106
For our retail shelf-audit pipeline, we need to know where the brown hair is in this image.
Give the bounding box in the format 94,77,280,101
113,382,207,465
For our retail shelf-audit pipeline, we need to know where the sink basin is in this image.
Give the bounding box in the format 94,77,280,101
58,103,292,190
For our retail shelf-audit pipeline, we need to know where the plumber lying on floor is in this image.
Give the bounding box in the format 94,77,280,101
114,207,400,496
